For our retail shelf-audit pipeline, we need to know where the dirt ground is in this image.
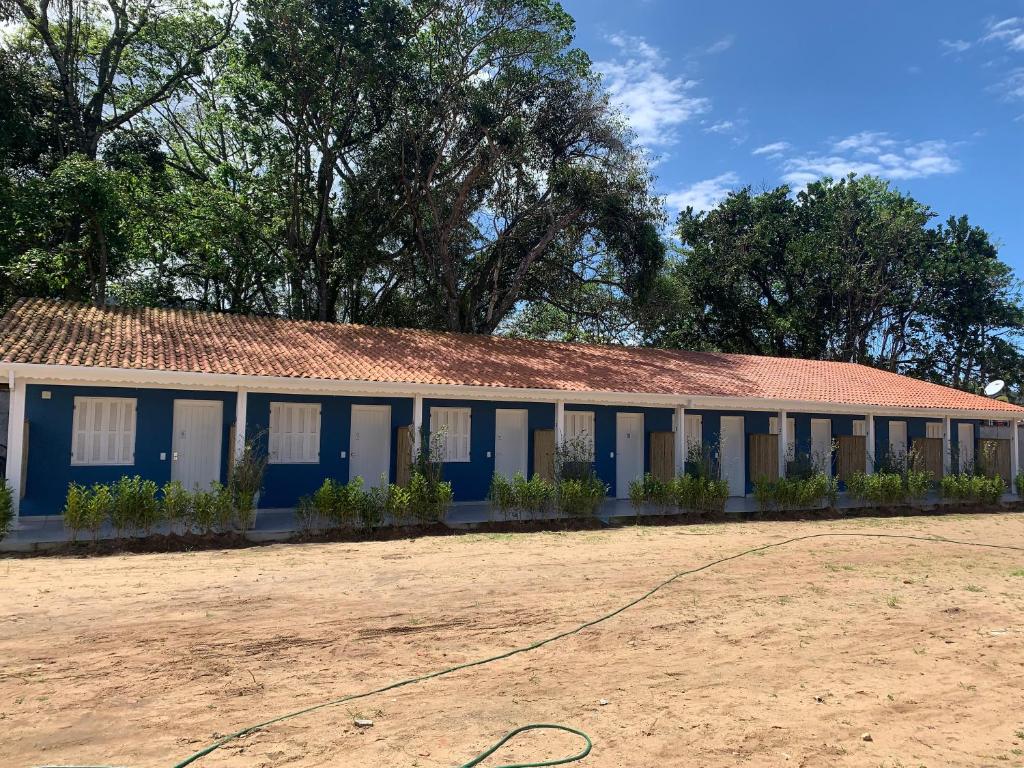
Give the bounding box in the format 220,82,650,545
3,513,1024,768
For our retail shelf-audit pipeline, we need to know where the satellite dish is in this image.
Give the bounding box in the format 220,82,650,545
984,379,1006,398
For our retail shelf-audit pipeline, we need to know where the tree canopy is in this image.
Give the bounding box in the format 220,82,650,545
636,175,1024,393
0,0,664,331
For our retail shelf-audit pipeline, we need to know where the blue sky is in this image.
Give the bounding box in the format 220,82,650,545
561,0,1024,274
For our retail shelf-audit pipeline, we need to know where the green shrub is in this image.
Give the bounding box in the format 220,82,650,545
189,486,220,535
211,482,234,531
905,470,932,501
408,470,453,522
670,474,730,514
160,481,192,534
63,483,114,542
628,473,673,511
489,472,555,519
371,479,412,526
355,482,382,530
228,437,267,531
334,477,369,528
489,473,516,516
0,478,12,542
846,471,923,505
555,475,607,518
753,473,835,512
110,475,161,536
940,473,1005,505
979,475,1006,504
310,477,386,530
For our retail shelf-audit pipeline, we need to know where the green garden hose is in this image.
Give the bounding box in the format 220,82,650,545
36,530,1024,768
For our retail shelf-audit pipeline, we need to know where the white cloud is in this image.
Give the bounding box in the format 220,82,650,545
830,131,897,154
981,16,1024,51
664,172,740,213
994,68,1024,100
778,133,960,188
704,120,735,134
597,34,710,148
752,141,791,158
704,35,735,55
940,38,972,54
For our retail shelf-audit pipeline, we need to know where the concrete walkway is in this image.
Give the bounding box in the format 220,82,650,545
2,492,1017,552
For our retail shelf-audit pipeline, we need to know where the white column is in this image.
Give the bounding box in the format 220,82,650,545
233,389,248,463
6,373,26,525
674,405,686,476
866,414,875,474
412,394,424,458
1011,417,1019,495
942,416,952,476
777,409,788,478
555,400,565,446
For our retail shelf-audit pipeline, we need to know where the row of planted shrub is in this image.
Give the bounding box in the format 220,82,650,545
62,476,259,541
488,472,610,519
847,469,1008,506
940,473,1006,504
752,473,839,512
627,473,731,515
295,472,454,533
845,470,932,504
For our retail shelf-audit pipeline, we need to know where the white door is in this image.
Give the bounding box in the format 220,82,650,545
811,418,832,476
495,409,528,479
888,420,908,463
350,405,391,489
172,400,223,490
720,416,745,497
957,423,974,473
616,413,644,499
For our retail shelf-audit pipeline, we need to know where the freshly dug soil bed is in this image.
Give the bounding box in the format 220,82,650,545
2,513,1024,767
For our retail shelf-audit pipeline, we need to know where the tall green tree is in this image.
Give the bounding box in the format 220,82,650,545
0,0,237,303
391,0,663,333
642,174,1024,393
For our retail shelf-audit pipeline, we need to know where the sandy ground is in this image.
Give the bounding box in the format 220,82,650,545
3,513,1024,768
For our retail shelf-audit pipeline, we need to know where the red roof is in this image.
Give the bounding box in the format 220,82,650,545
0,298,1019,413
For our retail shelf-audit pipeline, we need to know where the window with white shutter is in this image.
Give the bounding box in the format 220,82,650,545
564,411,596,460
269,402,321,464
852,420,868,437
429,407,471,462
71,397,136,466
926,422,944,439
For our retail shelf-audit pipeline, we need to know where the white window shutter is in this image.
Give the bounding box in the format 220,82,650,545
268,402,321,464
429,407,471,462
70,397,137,466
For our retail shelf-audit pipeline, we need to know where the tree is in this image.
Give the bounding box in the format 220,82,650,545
391,0,664,333
643,175,1024,394
915,216,1024,391
1,0,237,304
238,0,414,321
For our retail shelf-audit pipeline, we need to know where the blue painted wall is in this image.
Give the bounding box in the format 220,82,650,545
22,384,235,516
564,405,673,497
246,393,413,508
19,380,988,516
424,399,556,501
687,409,778,494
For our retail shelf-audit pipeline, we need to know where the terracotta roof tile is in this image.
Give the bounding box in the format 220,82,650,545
0,298,1020,414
